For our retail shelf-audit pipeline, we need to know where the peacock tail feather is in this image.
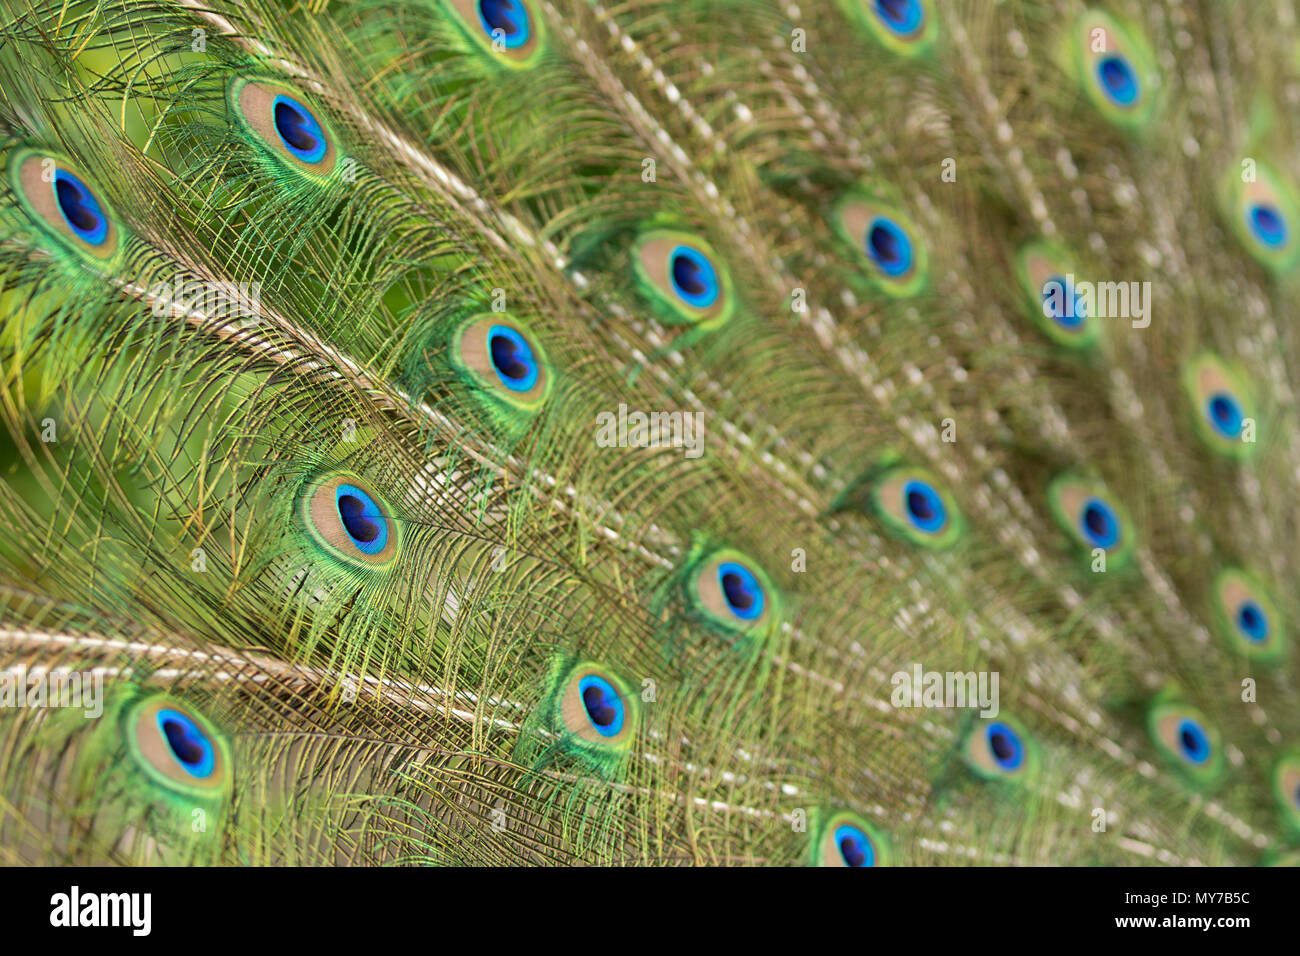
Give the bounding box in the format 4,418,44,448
0,0,1297,868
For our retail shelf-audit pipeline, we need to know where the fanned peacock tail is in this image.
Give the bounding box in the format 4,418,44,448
0,0,1298,868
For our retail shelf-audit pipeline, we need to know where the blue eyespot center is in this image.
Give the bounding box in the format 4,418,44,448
903,480,946,533
479,0,530,48
1080,497,1119,549
272,95,328,164
335,484,389,554
1177,719,1210,765
52,170,108,245
833,824,875,867
1237,600,1269,643
156,709,216,778
718,561,765,621
487,325,540,391
1042,274,1087,329
1248,203,1288,248
669,246,720,309
987,722,1025,771
1207,392,1243,438
866,217,913,277
1097,55,1139,107
874,0,924,36
578,675,625,737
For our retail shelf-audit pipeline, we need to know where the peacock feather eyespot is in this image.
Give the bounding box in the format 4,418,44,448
578,675,626,737
1248,204,1287,246
300,473,400,568
478,0,529,48
1146,699,1225,786
837,0,937,56
274,96,328,163
553,662,638,753
337,484,390,554
963,716,1036,782
1204,387,1245,439
1271,752,1300,833
1080,499,1118,547
866,218,913,277
686,547,779,634
442,0,548,69
1066,10,1158,129
865,217,914,277
1212,569,1284,663
1047,474,1134,568
227,77,339,178
1223,160,1300,272
1181,354,1258,457
1015,242,1097,348
813,811,891,867
449,312,554,416
122,695,232,800
870,466,962,548
488,326,538,389
831,192,928,297
717,562,764,620
631,228,735,329
6,146,121,266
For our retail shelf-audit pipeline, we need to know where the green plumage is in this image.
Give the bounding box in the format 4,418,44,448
0,0,1298,869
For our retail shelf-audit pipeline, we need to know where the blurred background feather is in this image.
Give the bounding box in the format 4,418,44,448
0,0,1298,866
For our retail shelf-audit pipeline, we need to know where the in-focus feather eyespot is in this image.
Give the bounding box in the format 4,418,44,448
450,313,554,414
686,547,779,634
442,0,548,68
870,467,962,548
7,147,121,266
813,811,891,867
1222,161,1300,272
1182,355,1258,458
554,663,637,751
1065,10,1158,129
837,0,937,56
1015,242,1097,348
123,696,232,800
1263,847,1300,867
300,474,400,568
228,77,339,178
1047,475,1134,568
1146,700,1224,786
1271,752,1300,833
631,229,735,329
963,717,1036,781
831,192,928,297
1212,569,1284,663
